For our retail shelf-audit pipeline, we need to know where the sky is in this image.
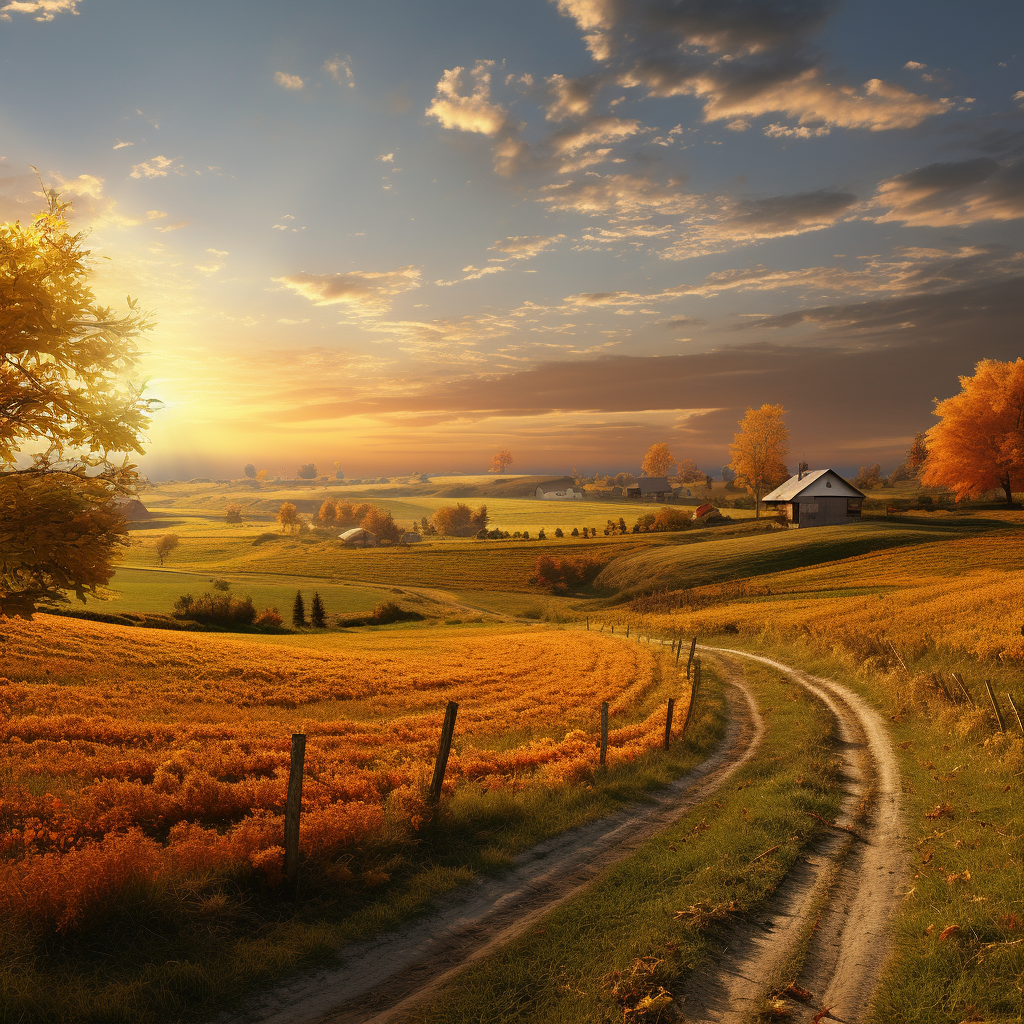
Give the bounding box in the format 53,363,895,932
1,0,1022,480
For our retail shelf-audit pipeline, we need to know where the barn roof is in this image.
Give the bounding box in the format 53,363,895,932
762,469,865,502
627,477,673,494
339,527,376,540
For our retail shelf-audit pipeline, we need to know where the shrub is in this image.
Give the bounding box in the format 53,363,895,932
255,607,282,628
173,592,257,626
224,503,243,523
532,555,606,592
554,527,564,538
571,527,579,537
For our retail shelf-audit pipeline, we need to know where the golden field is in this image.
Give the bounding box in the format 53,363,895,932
0,616,680,936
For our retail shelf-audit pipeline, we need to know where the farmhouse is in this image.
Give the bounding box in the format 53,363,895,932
536,478,586,500
762,469,865,528
339,527,377,547
625,477,675,502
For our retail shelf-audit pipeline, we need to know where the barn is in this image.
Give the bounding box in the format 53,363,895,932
339,527,377,547
762,469,865,528
624,477,676,502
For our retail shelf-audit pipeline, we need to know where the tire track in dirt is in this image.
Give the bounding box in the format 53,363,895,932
681,647,904,1024
213,673,762,1024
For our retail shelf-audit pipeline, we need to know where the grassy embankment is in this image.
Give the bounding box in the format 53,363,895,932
596,516,1024,1023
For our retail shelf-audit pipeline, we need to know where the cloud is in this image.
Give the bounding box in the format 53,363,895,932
871,157,1024,226
553,0,951,133
549,115,642,154
763,123,830,138
378,153,394,163
113,139,134,150
426,62,509,135
0,0,78,20
323,55,354,87
539,173,697,218
545,73,605,120
274,72,304,90
129,155,184,179
490,234,564,259
274,266,421,311
904,61,927,71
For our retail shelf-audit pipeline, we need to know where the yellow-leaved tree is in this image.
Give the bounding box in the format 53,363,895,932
921,358,1024,507
729,404,790,518
641,442,675,478
1,190,153,616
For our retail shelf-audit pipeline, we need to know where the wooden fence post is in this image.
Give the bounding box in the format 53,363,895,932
429,701,459,803
984,681,1006,732
586,616,590,630
664,697,675,750
600,701,609,768
681,659,701,738
675,639,681,665
686,637,697,680
1006,692,1024,735
284,733,306,894
626,625,629,637
933,673,953,703
952,672,975,705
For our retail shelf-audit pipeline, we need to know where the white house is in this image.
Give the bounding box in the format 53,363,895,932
536,481,586,500
761,469,865,528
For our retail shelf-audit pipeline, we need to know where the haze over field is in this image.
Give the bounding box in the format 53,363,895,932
1,0,1021,478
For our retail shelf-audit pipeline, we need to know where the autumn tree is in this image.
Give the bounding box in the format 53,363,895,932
243,463,256,479
430,503,474,535
256,469,268,482
471,504,488,530
277,502,299,532
490,449,513,474
676,458,705,484
854,464,883,489
155,533,179,565
224,502,243,523
360,505,400,543
921,358,1024,507
641,442,675,478
0,190,153,616
317,499,337,528
729,404,790,519
297,463,317,480
310,592,326,628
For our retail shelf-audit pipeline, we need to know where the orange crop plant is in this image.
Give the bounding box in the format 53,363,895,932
0,616,681,937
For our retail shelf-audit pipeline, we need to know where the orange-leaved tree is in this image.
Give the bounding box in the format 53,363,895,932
317,500,337,527
490,449,513,473
729,404,790,518
921,358,1024,507
360,505,400,543
641,442,675,478
1,189,154,617
676,457,706,484
277,502,299,532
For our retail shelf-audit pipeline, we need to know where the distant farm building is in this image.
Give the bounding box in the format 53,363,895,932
400,532,423,544
762,469,865,528
625,477,675,502
536,479,586,500
339,527,377,547
110,497,152,521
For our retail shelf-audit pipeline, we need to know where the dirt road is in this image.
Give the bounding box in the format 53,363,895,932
682,648,904,1024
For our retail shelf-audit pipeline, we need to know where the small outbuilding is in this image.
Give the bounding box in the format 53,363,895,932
625,477,675,502
761,469,865,528
339,527,377,547
400,532,423,544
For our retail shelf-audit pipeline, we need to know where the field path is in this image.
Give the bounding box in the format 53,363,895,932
212,674,763,1024
680,647,905,1024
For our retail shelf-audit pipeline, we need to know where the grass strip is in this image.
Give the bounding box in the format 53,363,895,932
402,660,843,1024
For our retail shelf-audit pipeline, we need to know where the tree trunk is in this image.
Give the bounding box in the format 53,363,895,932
1003,474,1014,508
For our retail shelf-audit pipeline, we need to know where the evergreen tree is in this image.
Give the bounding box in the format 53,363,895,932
292,590,306,627
310,591,326,628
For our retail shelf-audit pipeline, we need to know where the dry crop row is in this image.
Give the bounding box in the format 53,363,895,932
0,617,680,937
